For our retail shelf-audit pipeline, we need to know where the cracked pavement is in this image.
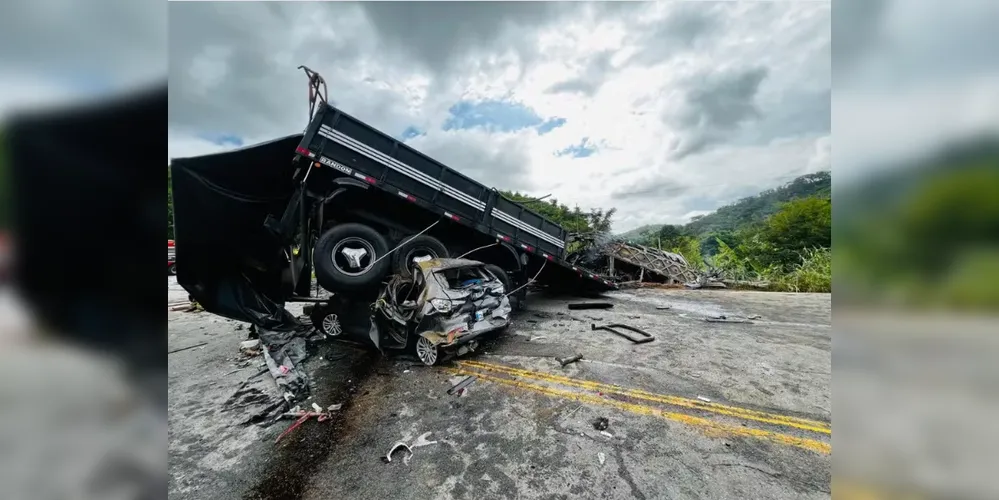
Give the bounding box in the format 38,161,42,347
168,277,830,499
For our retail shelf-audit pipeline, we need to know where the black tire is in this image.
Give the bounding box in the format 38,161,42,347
314,223,391,292
168,263,177,276
393,235,449,278
484,264,511,292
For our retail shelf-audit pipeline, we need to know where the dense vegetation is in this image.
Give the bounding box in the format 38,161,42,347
835,137,999,310
500,191,616,254
620,172,832,292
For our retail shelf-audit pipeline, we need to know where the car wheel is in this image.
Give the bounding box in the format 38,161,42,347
315,311,342,337
393,235,448,278
414,336,439,366
168,263,177,276
314,223,390,292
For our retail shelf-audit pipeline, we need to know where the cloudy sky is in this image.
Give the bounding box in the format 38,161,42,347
167,1,830,233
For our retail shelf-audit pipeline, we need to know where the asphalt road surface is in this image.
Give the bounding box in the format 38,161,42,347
168,278,830,499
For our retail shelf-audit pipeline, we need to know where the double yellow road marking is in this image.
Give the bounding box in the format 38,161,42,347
453,359,831,455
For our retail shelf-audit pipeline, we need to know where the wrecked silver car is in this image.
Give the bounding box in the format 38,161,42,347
370,258,512,366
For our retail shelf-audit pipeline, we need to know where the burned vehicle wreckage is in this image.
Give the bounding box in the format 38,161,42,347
371,258,512,366
169,67,611,400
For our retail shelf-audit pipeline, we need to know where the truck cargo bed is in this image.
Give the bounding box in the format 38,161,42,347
296,103,616,292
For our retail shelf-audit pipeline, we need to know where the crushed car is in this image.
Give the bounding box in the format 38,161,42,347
369,258,512,366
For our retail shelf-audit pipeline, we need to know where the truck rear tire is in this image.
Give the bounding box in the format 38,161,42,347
394,235,449,278
314,223,390,292
484,263,511,292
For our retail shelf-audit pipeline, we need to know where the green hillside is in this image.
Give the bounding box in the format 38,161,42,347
616,224,663,242
685,171,830,237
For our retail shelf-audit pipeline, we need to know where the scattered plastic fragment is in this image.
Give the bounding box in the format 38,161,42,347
382,441,414,465
327,403,343,411
600,431,614,439
411,432,438,449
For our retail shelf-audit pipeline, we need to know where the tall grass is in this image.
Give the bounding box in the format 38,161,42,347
709,240,831,293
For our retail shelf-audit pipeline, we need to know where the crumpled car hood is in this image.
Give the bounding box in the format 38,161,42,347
371,260,512,350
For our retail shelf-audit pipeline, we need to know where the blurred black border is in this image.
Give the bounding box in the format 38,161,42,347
6,85,168,397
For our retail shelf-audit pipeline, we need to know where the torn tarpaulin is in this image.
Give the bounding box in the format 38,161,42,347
258,324,316,403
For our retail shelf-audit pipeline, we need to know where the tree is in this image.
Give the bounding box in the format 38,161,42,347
655,224,688,250
747,195,831,271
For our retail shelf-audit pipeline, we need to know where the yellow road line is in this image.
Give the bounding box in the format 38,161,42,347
451,368,831,455
458,359,830,435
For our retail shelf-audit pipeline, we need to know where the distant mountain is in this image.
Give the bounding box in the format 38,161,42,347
615,224,663,241
685,171,830,237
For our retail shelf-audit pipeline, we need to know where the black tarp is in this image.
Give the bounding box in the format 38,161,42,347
169,134,305,330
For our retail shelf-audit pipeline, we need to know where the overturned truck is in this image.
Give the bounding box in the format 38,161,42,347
170,67,615,336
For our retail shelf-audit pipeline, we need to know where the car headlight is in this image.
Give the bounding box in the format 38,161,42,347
430,298,452,313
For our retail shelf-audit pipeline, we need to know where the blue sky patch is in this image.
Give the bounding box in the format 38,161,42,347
198,133,244,147
401,126,425,141
556,137,597,158
537,117,567,135
443,99,543,133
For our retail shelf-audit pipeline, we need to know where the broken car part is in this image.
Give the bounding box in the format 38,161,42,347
382,442,414,464
410,432,438,449
567,302,614,310
590,323,655,344
373,259,512,366
447,375,477,395
556,354,583,367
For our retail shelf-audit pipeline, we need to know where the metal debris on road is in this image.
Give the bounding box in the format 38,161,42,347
697,396,712,403
705,315,754,324
592,416,609,431
448,375,477,396
598,452,606,465
382,441,414,465
168,342,209,354
590,323,655,344
556,354,583,367
747,314,762,320
656,306,671,310
528,335,547,341
568,302,614,310
600,431,614,439
410,432,438,449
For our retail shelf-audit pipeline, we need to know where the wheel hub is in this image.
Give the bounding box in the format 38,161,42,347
332,237,376,277
415,336,438,366
321,314,342,337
